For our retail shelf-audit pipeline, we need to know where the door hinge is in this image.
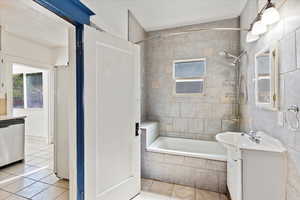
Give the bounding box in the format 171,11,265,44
273,94,277,102
135,122,140,137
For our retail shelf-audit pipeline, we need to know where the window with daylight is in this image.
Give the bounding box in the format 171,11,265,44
26,73,43,108
173,59,206,94
13,72,43,109
13,74,24,108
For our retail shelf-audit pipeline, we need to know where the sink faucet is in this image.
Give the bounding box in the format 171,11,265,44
242,130,261,144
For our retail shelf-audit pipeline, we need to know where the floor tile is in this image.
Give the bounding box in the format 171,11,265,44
135,191,171,200
39,174,59,185
171,185,195,200
196,189,220,200
0,189,12,199
141,179,153,191
219,194,229,200
2,164,38,176
149,180,174,196
26,169,53,181
16,182,49,199
31,186,66,200
5,195,27,200
53,179,69,189
1,178,35,193
55,191,69,200
0,172,14,182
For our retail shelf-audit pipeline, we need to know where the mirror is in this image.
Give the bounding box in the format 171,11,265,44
255,45,279,110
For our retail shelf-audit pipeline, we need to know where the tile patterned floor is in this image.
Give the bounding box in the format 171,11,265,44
0,138,69,200
0,138,226,200
134,179,229,200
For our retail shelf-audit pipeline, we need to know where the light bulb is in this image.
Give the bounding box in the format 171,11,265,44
252,20,267,35
246,31,259,43
262,7,280,25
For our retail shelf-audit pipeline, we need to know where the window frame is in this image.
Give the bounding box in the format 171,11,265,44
173,58,206,95
254,44,279,111
13,72,44,110
12,73,25,109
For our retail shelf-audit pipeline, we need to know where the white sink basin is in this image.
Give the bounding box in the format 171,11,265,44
216,132,286,153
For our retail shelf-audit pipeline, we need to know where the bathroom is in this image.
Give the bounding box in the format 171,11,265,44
0,0,299,200
131,0,300,199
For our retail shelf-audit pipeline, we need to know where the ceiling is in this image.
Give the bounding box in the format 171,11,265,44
0,0,70,47
99,0,248,31
0,0,248,46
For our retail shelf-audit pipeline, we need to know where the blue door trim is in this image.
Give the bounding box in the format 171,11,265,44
33,0,95,25
75,24,85,200
31,1,94,200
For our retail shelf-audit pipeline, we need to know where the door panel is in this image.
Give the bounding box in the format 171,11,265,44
54,67,69,179
84,25,140,200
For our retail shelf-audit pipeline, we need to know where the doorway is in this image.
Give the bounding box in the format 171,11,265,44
0,0,74,199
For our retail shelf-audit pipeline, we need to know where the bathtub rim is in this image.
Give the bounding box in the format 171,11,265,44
146,136,227,162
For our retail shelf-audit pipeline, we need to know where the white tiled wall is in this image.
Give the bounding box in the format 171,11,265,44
240,0,300,199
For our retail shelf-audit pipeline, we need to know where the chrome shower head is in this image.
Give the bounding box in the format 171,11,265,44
219,51,239,59
219,51,247,66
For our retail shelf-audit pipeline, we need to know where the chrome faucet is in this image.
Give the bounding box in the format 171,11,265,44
242,130,261,144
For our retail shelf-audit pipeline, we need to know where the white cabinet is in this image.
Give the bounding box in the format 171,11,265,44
242,150,286,200
227,147,286,200
0,119,25,167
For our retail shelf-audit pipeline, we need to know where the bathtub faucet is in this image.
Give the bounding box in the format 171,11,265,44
242,130,261,144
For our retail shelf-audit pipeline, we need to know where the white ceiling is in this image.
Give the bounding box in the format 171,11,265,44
0,0,70,47
99,0,248,31
0,0,248,46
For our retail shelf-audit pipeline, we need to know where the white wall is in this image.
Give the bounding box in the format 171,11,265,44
0,29,69,143
1,31,55,65
12,64,49,140
81,0,129,40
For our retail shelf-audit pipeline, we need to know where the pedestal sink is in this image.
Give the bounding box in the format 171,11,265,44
215,132,287,200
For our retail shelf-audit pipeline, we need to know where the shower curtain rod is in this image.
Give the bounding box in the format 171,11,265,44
135,27,249,44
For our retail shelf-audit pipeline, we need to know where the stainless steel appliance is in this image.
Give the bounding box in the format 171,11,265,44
0,118,25,167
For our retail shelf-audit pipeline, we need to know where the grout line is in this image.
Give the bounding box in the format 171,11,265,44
0,167,48,186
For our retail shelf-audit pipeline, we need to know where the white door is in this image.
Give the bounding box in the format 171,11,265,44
84,25,141,200
54,66,70,179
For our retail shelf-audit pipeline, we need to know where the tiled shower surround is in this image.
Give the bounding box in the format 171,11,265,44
141,127,227,194
239,0,300,199
144,18,240,141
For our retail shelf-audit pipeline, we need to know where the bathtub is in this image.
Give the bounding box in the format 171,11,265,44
141,122,228,193
147,137,227,161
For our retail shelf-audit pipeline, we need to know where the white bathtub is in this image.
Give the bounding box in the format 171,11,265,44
147,137,227,161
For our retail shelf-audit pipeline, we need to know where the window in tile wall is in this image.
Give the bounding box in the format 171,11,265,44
13,72,43,109
173,59,206,94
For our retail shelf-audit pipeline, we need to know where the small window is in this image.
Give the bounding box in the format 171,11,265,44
12,72,43,109
26,73,43,108
13,74,24,108
173,59,205,94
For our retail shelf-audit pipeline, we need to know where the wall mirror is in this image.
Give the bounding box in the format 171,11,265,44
255,45,279,111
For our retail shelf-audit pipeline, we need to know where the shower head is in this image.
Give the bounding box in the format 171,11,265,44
219,51,247,66
219,51,239,60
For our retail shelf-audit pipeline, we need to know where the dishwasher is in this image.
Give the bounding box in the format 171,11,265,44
0,118,25,167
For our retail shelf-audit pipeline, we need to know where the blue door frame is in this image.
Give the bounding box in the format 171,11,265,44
32,1,95,200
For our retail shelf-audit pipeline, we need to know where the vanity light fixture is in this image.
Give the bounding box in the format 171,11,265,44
246,24,259,43
246,0,280,43
252,15,267,36
262,0,280,25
